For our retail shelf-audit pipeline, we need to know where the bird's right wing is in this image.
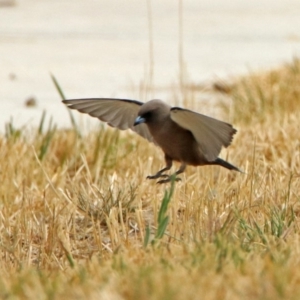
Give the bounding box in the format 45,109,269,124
170,107,237,162
63,98,154,143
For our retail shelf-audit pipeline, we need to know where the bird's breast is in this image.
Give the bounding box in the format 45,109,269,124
147,121,204,165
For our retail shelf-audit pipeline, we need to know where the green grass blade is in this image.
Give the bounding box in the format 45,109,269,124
50,73,81,137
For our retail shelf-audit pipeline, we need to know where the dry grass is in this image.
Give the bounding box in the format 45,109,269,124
1,58,300,299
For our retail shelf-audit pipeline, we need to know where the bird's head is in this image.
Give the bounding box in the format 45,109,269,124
133,99,171,126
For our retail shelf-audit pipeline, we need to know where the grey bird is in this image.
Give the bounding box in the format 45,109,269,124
63,98,240,183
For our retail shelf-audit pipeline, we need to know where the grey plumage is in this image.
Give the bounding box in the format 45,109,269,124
63,98,240,183
62,98,154,142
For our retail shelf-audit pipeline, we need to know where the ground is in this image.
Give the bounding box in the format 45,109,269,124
0,59,300,299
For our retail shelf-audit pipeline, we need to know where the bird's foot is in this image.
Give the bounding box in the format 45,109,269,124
156,176,181,184
147,174,169,180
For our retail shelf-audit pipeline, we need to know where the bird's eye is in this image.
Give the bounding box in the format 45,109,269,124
142,112,152,120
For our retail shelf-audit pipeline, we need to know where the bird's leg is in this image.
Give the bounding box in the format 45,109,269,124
174,163,187,176
147,155,172,179
157,163,186,184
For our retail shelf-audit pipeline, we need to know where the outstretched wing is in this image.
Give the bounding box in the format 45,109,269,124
170,107,237,161
63,98,154,142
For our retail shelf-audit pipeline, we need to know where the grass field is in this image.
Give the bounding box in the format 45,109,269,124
1,58,300,299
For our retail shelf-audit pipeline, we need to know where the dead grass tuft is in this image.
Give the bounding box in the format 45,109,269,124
1,59,300,299
222,57,300,125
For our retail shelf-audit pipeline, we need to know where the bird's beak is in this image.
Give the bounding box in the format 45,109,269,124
134,116,146,126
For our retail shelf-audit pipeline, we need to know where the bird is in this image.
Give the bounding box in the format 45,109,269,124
62,98,241,183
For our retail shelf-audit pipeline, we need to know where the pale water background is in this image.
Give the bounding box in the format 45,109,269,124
1,0,300,129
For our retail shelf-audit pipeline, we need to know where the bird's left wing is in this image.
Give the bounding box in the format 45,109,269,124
63,98,154,142
170,107,237,161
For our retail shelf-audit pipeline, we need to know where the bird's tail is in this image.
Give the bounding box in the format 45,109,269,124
210,158,242,173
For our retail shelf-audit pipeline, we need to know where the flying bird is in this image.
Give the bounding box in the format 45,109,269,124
63,98,240,183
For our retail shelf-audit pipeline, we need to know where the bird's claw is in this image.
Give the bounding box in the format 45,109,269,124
147,174,169,180
156,176,182,184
